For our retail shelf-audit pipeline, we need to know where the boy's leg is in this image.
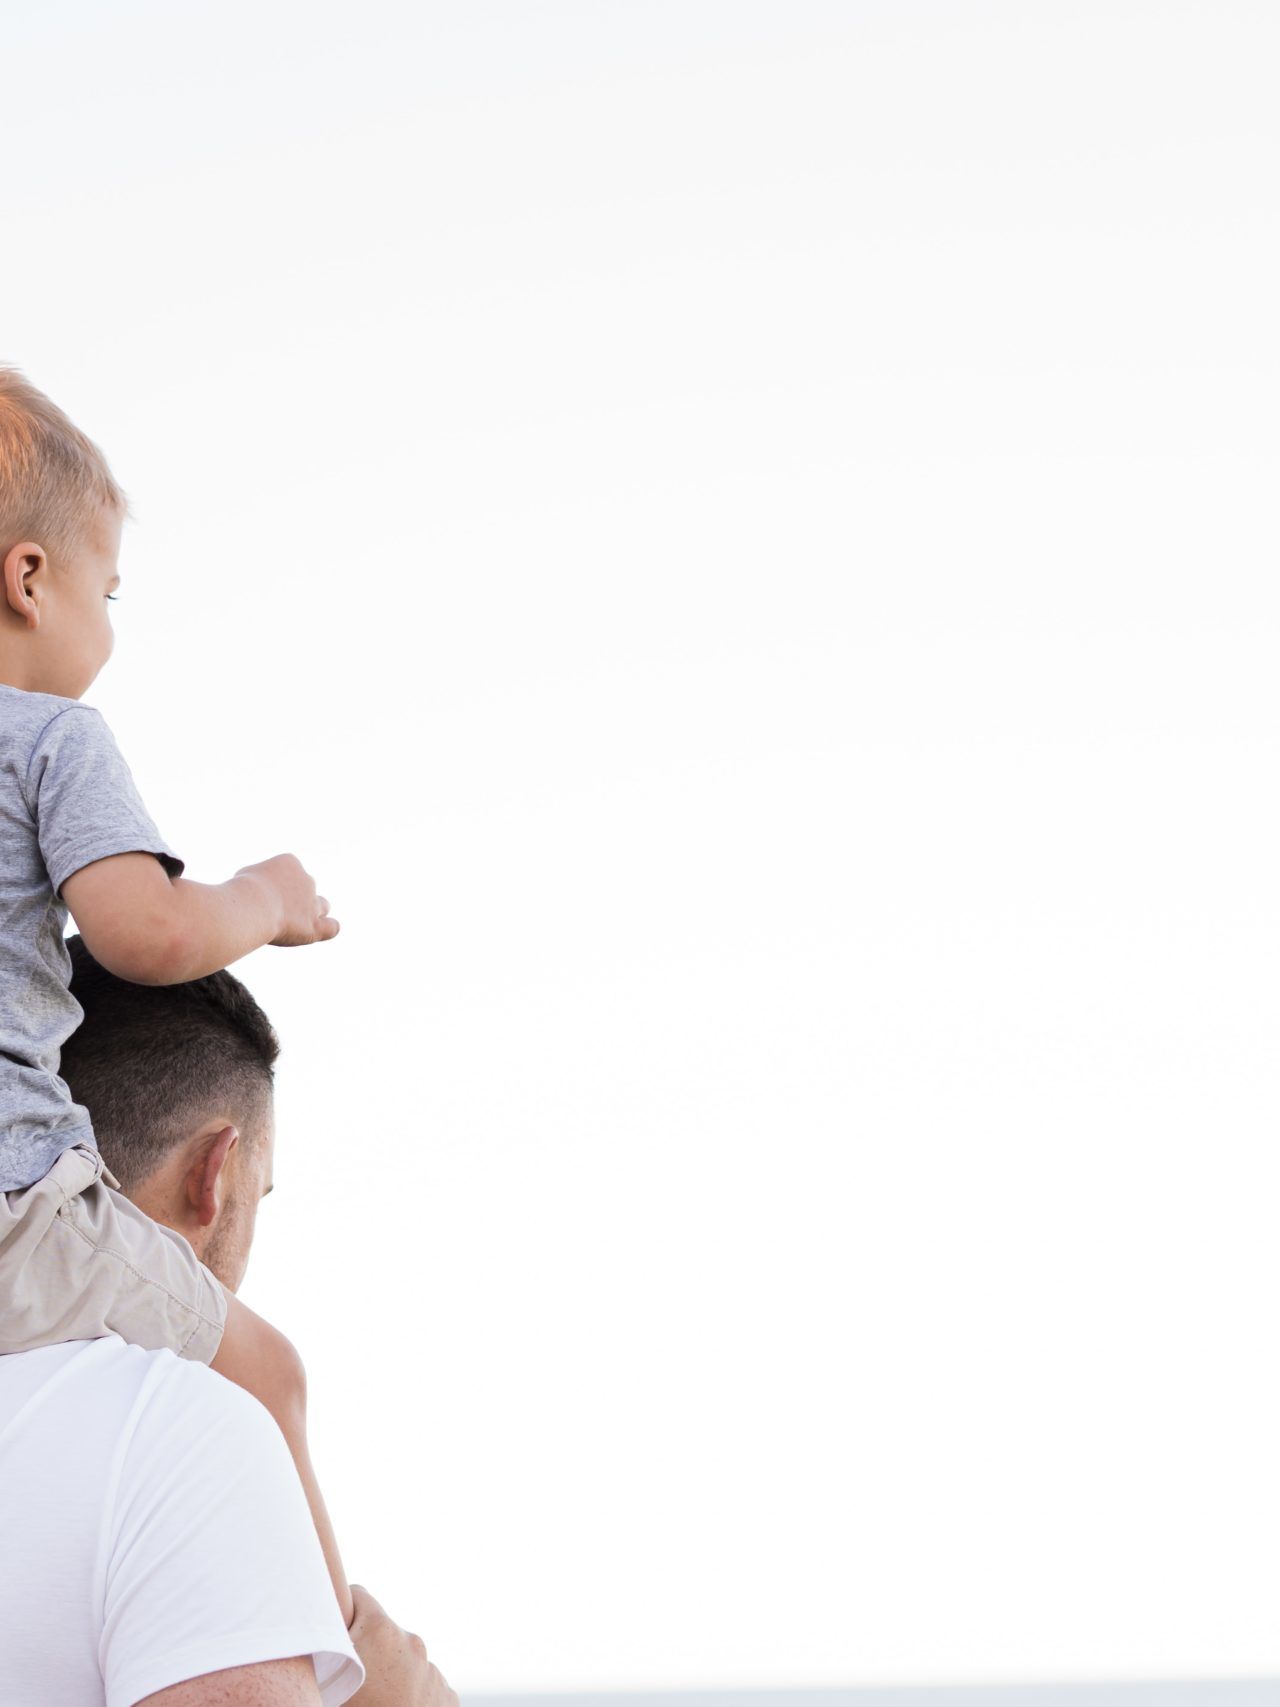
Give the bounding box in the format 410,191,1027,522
212,1292,355,1627
0,1146,224,1357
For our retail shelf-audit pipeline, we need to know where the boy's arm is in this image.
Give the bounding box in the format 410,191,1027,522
62,850,337,985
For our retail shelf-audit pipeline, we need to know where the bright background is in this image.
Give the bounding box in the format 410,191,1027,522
5,0,1280,1691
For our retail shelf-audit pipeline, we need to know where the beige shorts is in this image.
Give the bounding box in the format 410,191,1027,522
0,1144,227,1364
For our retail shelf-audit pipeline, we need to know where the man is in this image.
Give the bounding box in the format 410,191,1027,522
0,938,456,1706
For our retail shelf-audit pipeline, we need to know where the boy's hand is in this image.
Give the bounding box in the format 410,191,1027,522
236,853,340,947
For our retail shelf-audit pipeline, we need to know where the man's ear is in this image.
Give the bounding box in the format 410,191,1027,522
186,1125,240,1229
3,541,47,628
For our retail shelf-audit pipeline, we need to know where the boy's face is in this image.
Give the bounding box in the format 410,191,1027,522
3,504,123,699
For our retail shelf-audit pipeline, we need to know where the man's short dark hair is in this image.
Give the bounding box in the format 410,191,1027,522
59,936,280,1191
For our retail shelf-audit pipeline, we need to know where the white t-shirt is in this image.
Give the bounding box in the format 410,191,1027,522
0,1335,364,1706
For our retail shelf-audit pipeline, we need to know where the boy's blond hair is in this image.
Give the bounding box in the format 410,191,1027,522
0,368,126,565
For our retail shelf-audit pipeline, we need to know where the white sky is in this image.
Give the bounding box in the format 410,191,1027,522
6,0,1280,1692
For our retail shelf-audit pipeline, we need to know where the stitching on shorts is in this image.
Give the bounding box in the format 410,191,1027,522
178,1311,217,1357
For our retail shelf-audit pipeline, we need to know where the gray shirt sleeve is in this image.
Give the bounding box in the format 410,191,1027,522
24,706,184,896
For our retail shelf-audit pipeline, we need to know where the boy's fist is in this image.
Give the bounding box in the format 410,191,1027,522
237,852,340,947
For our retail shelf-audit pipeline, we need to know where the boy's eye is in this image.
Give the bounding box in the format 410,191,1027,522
106,594,119,602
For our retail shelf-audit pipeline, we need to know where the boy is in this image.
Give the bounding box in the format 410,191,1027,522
0,366,353,1625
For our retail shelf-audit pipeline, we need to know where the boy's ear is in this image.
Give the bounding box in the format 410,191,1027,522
3,541,47,628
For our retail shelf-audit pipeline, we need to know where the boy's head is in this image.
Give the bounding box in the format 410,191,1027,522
0,368,128,699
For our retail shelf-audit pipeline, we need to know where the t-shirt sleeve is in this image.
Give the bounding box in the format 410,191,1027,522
99,1357,364,1707
25,704,184,896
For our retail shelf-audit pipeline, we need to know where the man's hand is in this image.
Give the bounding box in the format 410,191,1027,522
346,1585,458,1707
235,853,339,948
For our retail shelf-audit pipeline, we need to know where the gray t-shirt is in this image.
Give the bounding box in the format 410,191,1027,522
0,685,182,1193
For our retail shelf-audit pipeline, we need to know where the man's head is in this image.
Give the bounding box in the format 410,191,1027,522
0,368,127,699
60,937,280,1292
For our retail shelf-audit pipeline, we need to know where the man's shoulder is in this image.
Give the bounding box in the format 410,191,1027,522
102,1341,365,1705
0,1336,278,1458
146,1346,285,1436
0,1337,364,1706
0,1335,166,1434
109,1338,292,1473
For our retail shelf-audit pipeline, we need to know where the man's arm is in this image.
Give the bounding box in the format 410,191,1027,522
139,1654,322,1705
101,1357,364,1707
135,1606,462,1707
